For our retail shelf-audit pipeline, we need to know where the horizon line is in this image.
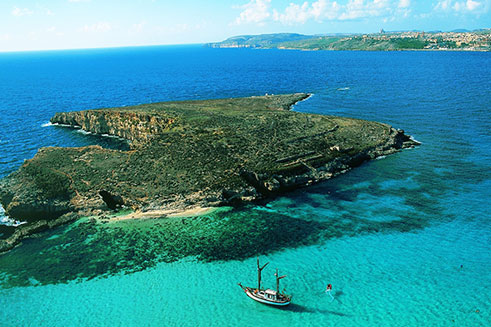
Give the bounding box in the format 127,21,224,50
1,28,489,54
0,42,207,54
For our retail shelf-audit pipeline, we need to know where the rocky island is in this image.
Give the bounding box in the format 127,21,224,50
0,94,418,252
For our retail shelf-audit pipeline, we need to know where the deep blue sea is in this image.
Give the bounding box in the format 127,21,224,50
0,46,490,326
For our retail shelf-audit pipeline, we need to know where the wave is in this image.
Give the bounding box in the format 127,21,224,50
409,135,422,144
49,122,81,128
1,218,27,227
303,93,314,102
337,87,350,91
44,123,126,141
77,129,92,135
291,93,314,112
0,205,26,227
79,130,127,142
101,133,123,139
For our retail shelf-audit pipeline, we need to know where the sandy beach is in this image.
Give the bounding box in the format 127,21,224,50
108,206,217,221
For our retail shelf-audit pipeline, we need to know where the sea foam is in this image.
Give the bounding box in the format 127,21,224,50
0,205,26,227
77,129,92,135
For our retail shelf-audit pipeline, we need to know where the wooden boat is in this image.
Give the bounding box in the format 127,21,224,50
238,258,291,306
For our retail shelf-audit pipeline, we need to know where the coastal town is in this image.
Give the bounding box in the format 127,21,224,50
358,29,491,51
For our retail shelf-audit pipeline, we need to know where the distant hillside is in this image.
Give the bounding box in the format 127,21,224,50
277,36,429,51
207,31,490,51
206,33,312,48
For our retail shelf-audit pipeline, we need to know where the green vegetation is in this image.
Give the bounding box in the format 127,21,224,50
1,94,414,224
278,36,428,50
207,33,312,48
23,161,72,199
207,30,490,51
392,38,428,49
277,37,340,50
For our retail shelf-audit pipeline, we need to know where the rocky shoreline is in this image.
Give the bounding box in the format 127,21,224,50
0,94,419,253
0,213,78,253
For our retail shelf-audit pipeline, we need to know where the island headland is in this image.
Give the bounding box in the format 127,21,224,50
0,93,418,252
206,30,490,51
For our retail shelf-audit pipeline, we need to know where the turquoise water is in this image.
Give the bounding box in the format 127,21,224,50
0,46,490,326
1,173,489,326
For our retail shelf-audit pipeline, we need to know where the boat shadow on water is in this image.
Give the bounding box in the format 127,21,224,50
279,303,350,317
332,290,344,304
279,289,348,316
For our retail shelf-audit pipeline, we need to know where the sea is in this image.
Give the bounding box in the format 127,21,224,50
0,46,489,326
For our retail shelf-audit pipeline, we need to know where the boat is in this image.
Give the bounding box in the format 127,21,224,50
238,258,291,306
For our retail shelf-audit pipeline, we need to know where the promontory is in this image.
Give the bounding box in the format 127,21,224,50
0,93,418,251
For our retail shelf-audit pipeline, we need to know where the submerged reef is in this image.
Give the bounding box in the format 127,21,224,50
0,93,418,252
0,198,434,288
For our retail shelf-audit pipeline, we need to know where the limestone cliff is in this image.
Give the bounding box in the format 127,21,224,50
51,111,176,144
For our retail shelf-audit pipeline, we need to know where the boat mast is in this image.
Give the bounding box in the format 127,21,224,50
274,268,287,293
257,258,269,291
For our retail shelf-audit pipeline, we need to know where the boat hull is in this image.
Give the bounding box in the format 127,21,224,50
241,286,291,306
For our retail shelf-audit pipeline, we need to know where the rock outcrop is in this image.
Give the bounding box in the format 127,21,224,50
99,190,125,210
0,93,419,252
51,111,176,144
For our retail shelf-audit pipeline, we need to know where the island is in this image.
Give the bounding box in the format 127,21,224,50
0,94,418,252
206,30,491,51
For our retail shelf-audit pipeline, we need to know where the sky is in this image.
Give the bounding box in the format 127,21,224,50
0,0,489,52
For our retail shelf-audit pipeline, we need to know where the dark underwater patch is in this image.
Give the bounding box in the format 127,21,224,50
0,210,327,287
0,196,434,288
1,148,485,288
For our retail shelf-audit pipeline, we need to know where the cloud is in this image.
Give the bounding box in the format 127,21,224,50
234,0,412,25
434,0,487,12
398,0,410,8
12,7,33,17
454,0,482,11
339,0,393,20
234,0,271,25
273,2,313,24
435,0,450,10
273,0,342,24
79,22,112,33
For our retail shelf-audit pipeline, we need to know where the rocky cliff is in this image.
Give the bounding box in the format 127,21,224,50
0,93,418,252
51,111,176,144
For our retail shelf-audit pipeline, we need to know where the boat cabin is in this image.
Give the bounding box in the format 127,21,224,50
264,289,277,301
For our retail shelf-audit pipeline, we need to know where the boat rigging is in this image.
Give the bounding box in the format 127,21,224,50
238,258,291,306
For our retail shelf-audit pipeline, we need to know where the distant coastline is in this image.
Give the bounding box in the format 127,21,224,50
206,30,491,52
